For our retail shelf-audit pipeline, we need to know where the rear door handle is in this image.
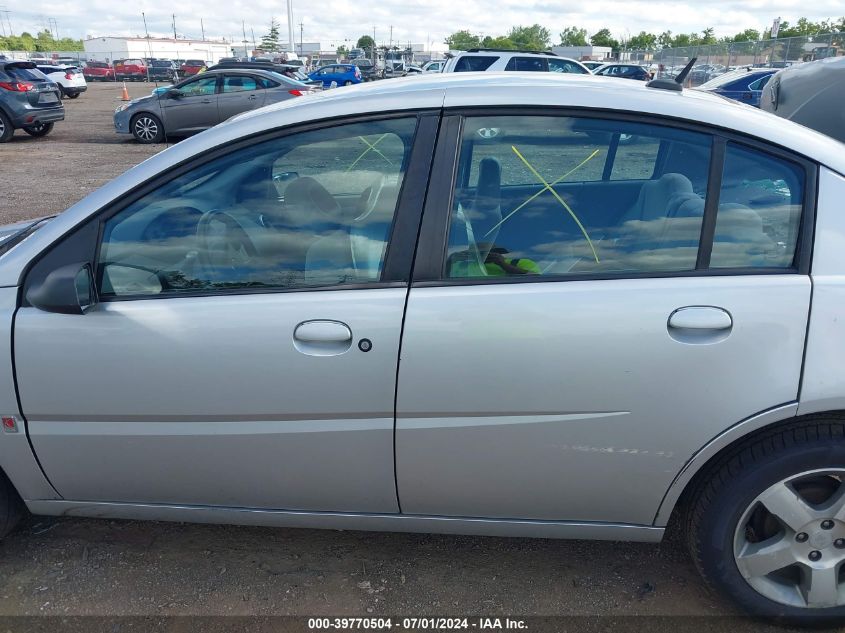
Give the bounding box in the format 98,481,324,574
668,306,732,330
201,99,212,103
668,306,732,344
248,94,257,100
293,320,353,356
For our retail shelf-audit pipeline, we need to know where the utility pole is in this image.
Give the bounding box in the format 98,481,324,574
201,19,205,41
372,25,376,62
251,27,257,52
389,25,393,50
285,0,294,56
299,21,303,56
172,14,177,40
0,8,12,37
0,7,5,37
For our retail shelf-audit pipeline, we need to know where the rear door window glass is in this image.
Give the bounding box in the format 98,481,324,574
548,59,586,73
504,57,548,72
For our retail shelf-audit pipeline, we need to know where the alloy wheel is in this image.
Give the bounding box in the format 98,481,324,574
134,116,159,142
0,117,5,137
734,469,845,608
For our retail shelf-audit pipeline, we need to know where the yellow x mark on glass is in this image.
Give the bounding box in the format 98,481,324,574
484,147,600,263
346,134,393,172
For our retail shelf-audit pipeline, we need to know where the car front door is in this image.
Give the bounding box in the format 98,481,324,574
160,74,220,134
217,74,266,121
396,112,813,526
14,114,437,512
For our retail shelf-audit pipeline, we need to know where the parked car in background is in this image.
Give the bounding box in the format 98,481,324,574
114,59,148,82
592,63,651,81
422,60,445,73
307,64,362,87
351,58,379,81
147,60,179,83
0,60,63,142
35,65,88,98
82,61,114,82
442,49,590,74
207,60,322,87
405,65,423,75
114,68,316,143
761,56,845,144
695,68,777,107
180,60,207,77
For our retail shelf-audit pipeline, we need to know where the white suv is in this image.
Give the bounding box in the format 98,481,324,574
442,49,590,74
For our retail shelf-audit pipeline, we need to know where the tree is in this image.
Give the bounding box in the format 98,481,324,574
481,35,516,49
628,31,657,50
445,30,481,50
559,27,588,46
590,28,619,51
0,30,82,52
699,27,717,45
260,17,280,51
336,44,349,58
356,35,375,51
731,28,761,42
507,24,551,50
657,30,674,49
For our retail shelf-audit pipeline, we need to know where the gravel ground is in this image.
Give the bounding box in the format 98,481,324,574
0,83,809,631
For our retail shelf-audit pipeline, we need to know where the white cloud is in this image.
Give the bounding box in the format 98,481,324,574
5,2,844,47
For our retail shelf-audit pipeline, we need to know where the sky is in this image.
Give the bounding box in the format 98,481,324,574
2,1,844,48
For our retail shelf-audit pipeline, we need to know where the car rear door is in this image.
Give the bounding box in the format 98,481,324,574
217,74,265,121
395,111,814,526
14,113,438,511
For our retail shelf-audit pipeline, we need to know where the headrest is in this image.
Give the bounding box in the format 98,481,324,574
284,176,342,221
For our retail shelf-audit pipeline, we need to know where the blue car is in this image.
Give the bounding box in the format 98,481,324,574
308,64,362,87
696,68,776,107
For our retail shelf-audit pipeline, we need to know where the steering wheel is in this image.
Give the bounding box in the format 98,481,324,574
195,210,258,275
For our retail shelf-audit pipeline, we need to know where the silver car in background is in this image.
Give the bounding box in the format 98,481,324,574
113,68,317,143
3,73,845,621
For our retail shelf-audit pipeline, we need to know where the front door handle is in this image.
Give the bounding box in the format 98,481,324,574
293,320,353,356
248,94,257,100
668,306,732,344
201,99,212,104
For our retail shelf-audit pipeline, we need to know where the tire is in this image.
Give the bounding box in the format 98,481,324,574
23,122,54,137
343,80,352,86
130,113,165,144
67,92,80,99
0,469,24,539
58,85,67,98
0,110,13,143
687,416,845,621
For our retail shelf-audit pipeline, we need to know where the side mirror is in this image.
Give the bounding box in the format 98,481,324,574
26,262,96,315
167,88,184,99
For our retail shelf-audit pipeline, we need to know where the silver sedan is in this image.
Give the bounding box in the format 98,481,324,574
113,68,317,143
4,72,845,620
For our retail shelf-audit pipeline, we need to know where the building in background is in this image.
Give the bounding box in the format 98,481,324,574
83,36,231,63
551,45,612,61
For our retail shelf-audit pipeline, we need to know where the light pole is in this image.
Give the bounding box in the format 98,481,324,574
286,0,295,56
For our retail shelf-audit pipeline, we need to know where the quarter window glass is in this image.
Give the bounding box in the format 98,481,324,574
223,76,259,92
181,76,217,96
454,56,497,72
710,143,803,268
446,115,712,278
98,118,417,297
747,75,772,91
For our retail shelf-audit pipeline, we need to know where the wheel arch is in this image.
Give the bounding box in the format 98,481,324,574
655,402,813,527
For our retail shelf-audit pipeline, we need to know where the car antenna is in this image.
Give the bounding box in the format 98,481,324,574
646,57,697,92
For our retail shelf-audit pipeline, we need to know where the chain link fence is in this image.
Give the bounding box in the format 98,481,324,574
624,31,844,85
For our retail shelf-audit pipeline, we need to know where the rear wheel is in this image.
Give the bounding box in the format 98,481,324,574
343,80,352,86
688,418,845,621
0,110,13,143
131,113,165,144
0,470,24,539
67,92,80,99
23,122,54,137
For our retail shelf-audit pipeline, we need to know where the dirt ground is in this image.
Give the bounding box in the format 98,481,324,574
0,83,808,631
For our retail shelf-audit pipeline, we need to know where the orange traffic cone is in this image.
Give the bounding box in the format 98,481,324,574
120,82,130,101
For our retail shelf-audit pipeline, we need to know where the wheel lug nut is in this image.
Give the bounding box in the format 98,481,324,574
796,532,809,542
809,550,822,562
821,520,835,530
835,538,845,549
